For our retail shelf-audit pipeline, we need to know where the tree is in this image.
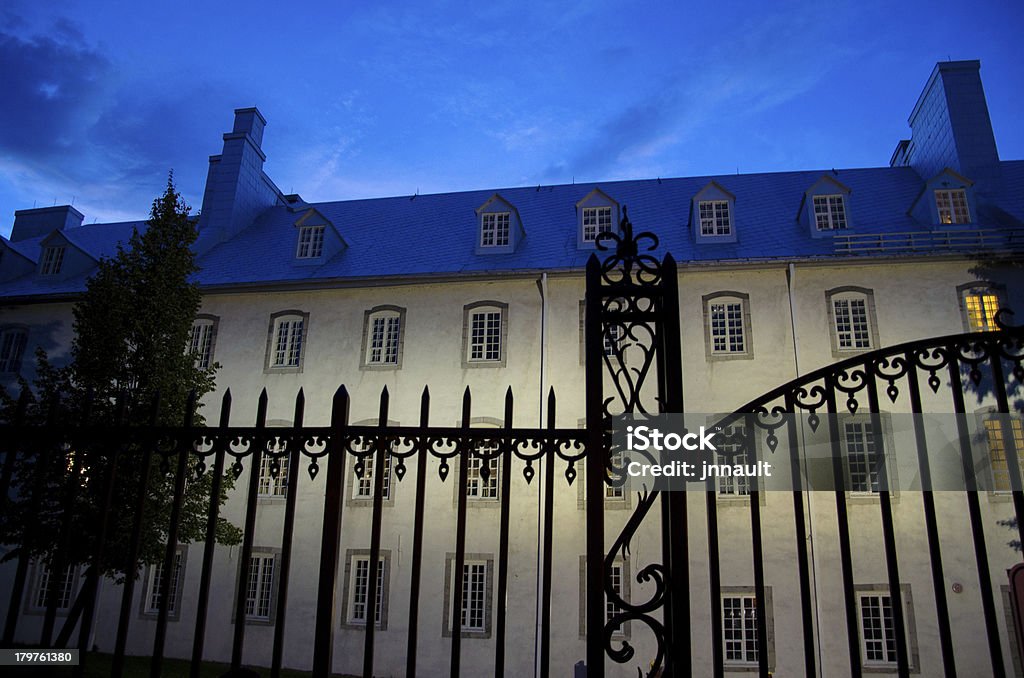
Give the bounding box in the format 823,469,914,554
0,175,241,587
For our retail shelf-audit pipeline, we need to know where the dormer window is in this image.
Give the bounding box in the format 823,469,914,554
296,225,325,259
699,201,732,236
813,195,847,231
481,212,510,248
582,206,613,242
40,246,65,275
935,189,969,224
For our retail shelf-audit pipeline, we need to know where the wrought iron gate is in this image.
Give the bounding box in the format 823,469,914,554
0,212,1022,678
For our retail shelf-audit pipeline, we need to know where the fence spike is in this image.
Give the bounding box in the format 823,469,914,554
294,388,306,422
419,386,430,426
257,388,269,426
462,386,472,427
221,388,232,419
504,387,513,427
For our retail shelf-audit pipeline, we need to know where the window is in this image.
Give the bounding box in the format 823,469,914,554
355,451,393,500
722,595,758,665
344,551,389,629
188,317,216,369
265,311,308,372
361,307,405,369
984,416,1024,493
703,292,752,360
143,550,185,618
0,327,28,374
443,554,493,638
480,212,510,248
699,200,732,236
961,286,1001,331
296,225,325,258
859,592,897,666
32,562,75,611
40,246,66,275
606,562,623,624
826,288,878,356
578,301,626,365
244,554,276,622
582,206,613,242
467,446,499,500
716,425,750,497
935,189,970,224
813,195,847,231
845,421,883,493
578,556,630,638
463,302,507,367
606,448,625,499
257,447,289,498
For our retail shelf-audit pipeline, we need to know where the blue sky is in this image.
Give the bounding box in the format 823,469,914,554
1,0,1021,237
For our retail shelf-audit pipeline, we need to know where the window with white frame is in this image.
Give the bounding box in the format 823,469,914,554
244,554,276,622
467,445,499,500
699,200,732,236
935,189,970,224
961,287,1001,332
348,554,387,627
257,445,289,498
813,195,847,231
188,318,216,369
578,556,630,638
366,311,401,366
704,293,751,358
0,327,28,374
606,562,624,624
40,246,66,275
722,594,758,665
582,206,613,242
983,416,1024,493
606,448,625,499
717,425,750,496
296,225,325,258
33,562,75,611
143,550,184,617
859,592,897,666
465,304,505,365
460,561,488,632
480,212,510,248
267,312,306,370
355,451,393,500
828,290,874,351
845,421,882,493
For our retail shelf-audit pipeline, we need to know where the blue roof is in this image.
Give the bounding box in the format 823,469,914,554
2,162,1023,299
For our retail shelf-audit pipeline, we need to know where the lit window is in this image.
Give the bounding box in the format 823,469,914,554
355,451,392,500
0,327,28,374
368,314,400,365
723,595,758,665
257,445,289,498
34,562,75,610
935,189,970,224
349,556,386,626
709,299,746,354
40,246,66,275
963,290,1000,331
582,206,613,242
469,310,502,362
269,314,305,368
480,212,510,248
717,425,750,496
859,593,897,666
833,297,872,350
460,561,488,632
813,195,847,231
466,446,499,500
699,200,732,236
845,422,881,493
144,551,184,616
245,554,276,622
296,225,325,258
984,417,1024,493
189,319,215,369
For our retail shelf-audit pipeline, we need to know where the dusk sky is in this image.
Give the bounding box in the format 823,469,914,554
1,0,1021,238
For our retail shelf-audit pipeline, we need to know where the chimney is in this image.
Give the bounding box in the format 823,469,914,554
10,205,84,242
892,60,1000,184
197,107,281,250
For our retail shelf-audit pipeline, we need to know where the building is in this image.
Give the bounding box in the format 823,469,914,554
1,60,1023,676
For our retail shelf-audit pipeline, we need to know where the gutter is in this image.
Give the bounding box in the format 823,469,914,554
534,272,549,678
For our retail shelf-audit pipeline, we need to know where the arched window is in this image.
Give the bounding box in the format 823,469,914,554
361,306,406,369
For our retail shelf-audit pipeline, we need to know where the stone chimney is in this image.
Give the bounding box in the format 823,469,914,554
10,205,84,242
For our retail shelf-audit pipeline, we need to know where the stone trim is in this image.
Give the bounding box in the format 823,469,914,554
461,301,508,368
263,309,310,374
340,549,391,630
442,552,494,639
702,291,754,361
359,305,407,370
578,554,631,639
854,583,920,673
825,286,881,359
231,547,281,626
720,586,776,672
138,545,188,621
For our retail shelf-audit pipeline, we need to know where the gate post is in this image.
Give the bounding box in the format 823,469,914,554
584,253,606,678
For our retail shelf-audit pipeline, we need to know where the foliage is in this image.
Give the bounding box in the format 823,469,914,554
0,175,241,580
